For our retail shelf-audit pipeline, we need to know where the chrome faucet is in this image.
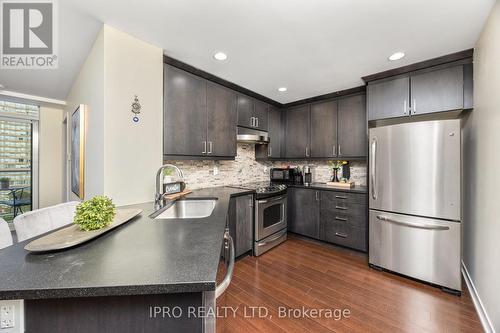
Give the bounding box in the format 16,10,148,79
155,164,185,209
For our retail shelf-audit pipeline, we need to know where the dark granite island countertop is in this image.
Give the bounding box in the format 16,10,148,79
0,186,253,301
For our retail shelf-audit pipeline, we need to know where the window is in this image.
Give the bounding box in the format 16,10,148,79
0,101,39,223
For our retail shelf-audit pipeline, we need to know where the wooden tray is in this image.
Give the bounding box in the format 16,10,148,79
325,181,355,189
25,208,142,253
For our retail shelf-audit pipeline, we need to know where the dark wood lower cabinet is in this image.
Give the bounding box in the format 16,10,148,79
288,187,367,252
228,194,253,257
25,293,204,333
287,188,320,239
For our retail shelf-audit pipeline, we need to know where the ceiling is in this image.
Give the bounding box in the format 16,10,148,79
0,0,495,103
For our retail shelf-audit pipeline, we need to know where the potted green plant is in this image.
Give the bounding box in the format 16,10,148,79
73,196,116,231
0,177,10,189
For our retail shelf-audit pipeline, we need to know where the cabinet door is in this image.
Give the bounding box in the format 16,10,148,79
164,65,207,156
235,195,253,257
410,66,464,115
228,194,253,257
288,188,320,238
253,100,269,131
310,101,337,158
338,94,367,157
268,107,282,158
206,82,237,157
285,105,310,158
237,94,254,128
367,77,409,121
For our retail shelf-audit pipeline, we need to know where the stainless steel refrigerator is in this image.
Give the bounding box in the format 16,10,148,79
369,119,462,292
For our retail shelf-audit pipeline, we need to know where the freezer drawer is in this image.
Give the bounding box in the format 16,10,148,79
369,210,461,291
369,119,461,221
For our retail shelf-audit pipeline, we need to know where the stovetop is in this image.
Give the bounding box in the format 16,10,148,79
227,182,287,199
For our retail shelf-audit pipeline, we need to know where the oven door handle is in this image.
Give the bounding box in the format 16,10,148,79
257,229,287,247
257,195,286,204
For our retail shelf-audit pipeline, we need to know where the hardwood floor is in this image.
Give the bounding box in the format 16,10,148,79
218,234,482,333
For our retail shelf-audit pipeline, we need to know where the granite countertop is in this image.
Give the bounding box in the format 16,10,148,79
290,182,368,194
0,187,253,300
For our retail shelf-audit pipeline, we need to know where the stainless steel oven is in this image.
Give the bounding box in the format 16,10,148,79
254,194,287,256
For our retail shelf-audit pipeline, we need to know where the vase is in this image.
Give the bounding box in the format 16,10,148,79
331,168,339,182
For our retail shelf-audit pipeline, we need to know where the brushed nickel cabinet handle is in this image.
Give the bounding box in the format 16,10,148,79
335,195,347,199
335,206,347,210
202,141,207,154
403,99,407,115
332,145,336,156
335,232,347,238
338,145,342,156
256,117,259,128
335,216,347,221
208,141,213,154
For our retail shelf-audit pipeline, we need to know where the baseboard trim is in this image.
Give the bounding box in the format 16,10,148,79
462,261,496,333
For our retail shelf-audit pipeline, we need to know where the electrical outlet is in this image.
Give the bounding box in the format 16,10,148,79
0,300,23,333
1,305,14,329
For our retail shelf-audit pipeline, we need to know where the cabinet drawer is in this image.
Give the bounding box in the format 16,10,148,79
323,221,367,252
321,191,366,205
320,206,367,229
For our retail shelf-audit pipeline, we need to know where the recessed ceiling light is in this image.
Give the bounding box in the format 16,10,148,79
388,52,405,61
213,52,227,61
278,87,287,92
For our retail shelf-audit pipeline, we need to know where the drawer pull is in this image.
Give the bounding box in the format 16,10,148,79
335,195,347,199
335,216,347,221
335,206,348,210
335,232,348,238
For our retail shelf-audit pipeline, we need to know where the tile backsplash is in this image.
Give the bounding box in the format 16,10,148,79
165,144,367,189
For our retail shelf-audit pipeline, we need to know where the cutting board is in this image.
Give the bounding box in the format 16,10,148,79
24,208,142,253
164,189,192,201
325,181,355,189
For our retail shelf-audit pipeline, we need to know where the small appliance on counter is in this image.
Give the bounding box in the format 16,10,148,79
303,165,312,186
270,167,302,184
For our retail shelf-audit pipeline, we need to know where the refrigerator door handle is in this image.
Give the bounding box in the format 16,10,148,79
371,137,377,200
376,215,450,230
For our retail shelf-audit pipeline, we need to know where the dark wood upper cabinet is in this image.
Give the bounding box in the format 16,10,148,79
285,105,310,158
288,188,320,238
253,100,269,131
164,65,207,156
410,65,464,115
256,106,282,159
367,64,471,121
338,94,367,157
367,76,410,121
310,100,338,158
206,82,237,157
236,94,254,128
237,95,269,131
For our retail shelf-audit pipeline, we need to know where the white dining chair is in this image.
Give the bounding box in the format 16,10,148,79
0,218,13,249
14,201,80,242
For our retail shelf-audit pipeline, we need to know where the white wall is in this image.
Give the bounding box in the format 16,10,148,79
65,25,163,205
39,106,65,208
463,2,500,331
102,25,163,205
65,29,105,202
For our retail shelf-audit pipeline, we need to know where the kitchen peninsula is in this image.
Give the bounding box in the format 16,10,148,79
0,187,251,333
